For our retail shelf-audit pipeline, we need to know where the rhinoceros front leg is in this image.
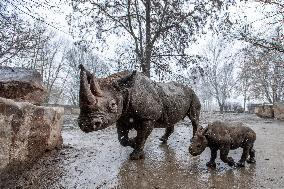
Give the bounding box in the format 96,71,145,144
220,146,235,167
117,121,134,148
206,147,218,168
130,120,154,160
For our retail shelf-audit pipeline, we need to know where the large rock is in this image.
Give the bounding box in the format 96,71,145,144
0,97,64,175
274,103,284,120
0,66,47,105
255,104,274,118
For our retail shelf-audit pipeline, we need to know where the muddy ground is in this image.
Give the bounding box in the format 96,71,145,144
1,112,284,189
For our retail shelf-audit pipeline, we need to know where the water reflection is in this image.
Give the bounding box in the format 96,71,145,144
116,142,257,189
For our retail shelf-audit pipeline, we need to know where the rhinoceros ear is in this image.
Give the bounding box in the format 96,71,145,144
78,64,85,71
113,70,137,90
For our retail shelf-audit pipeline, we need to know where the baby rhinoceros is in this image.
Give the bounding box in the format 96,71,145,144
189,121,256,168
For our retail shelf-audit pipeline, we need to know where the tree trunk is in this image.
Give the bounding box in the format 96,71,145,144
243,90,247,112
217,100,224,114
219,105,224,113
142,0,151,78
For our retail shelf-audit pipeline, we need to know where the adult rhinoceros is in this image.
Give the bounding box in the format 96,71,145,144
78,65,201,160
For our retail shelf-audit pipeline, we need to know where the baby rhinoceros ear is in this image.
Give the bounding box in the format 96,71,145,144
202,127,208,135
197,126,208,136
196,126,204,136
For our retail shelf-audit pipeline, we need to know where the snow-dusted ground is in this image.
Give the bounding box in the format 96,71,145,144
1,112,284,189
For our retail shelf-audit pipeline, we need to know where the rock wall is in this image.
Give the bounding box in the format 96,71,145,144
0,97,64,175
254,103,284,120
254,104,274,118
0,66,47,105
274,103,284,120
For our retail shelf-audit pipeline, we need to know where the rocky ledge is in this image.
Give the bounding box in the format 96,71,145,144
0,66,47,105
254,103,284,120
0,97,64,177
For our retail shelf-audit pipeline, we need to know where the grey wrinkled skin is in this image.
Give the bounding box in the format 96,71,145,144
189,121,256,168
78,64,201,160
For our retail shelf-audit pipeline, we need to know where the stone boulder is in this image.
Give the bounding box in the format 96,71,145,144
0,97,64,175
273,103,284,120
254,104,274,118
0,66,47,105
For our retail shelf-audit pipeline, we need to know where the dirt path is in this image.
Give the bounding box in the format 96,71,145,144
1,113,284,189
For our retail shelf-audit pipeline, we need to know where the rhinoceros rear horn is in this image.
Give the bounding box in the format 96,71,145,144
79,70,97,105
90,73,103,97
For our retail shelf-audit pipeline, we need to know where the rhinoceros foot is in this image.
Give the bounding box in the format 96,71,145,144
236,161,246,167
130,150,145,160
227,157,235,167
120,138,135,148
246,158,256,164
206,161,216,168
159,137,168,144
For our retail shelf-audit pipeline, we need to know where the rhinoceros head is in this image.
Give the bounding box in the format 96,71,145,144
78,65,124,133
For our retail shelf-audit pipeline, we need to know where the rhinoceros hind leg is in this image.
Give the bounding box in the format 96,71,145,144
187,106,200,137
187,94,201,137
237,145,250,167
159,125,174,144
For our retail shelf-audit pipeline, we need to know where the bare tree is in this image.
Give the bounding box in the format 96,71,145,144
0,2,45,64
201,36,238,113
232,0,284,53
236,56,253,111
69,0,233,77
239,47,284,104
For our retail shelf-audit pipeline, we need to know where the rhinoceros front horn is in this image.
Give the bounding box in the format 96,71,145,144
90,73,103,97
79,69,97,106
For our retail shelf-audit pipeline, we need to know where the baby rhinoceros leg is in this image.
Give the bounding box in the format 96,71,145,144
237,145,250,167
238,137,256,167
220,146,235,167
206,148,218,168
160,125,174,144
247,147,256,164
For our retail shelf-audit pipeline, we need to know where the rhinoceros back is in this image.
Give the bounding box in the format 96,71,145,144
156,82,194,125
127,73,163,121
126,72,195,125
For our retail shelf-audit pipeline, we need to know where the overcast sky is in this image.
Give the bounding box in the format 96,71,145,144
15,1,278,41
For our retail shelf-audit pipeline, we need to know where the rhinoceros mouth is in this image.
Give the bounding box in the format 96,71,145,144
78,123,95,133
188,147,201,156
189,152,199,156
83,127,95,133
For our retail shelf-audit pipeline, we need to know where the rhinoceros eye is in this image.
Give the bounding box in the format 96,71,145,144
109,99,117,112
